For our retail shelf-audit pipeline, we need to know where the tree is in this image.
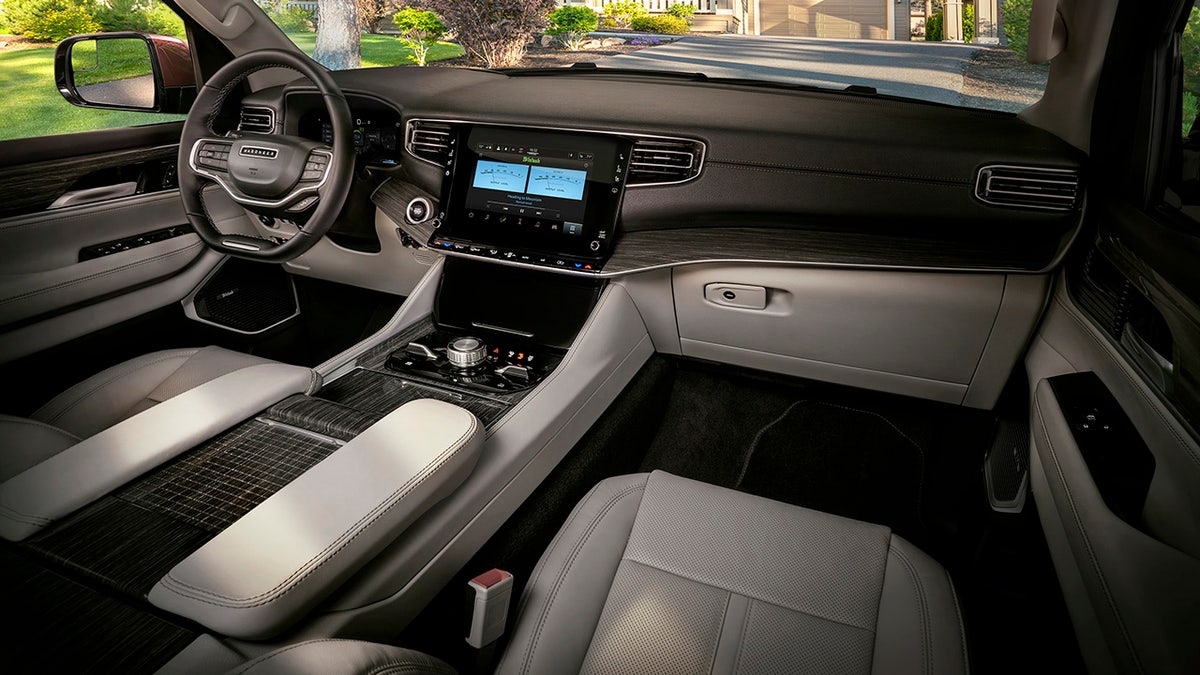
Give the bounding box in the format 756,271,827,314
393,8,446,66
358,0,395,33
313,0,361,70
425,0,555,69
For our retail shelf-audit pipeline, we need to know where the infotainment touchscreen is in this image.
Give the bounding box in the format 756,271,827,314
437,126,631,263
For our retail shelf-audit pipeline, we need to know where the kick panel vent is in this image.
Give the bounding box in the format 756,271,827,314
1075,248,1134,340
975,164,1080,211
407,121,454,165
628,138,704,186
238,106,275,133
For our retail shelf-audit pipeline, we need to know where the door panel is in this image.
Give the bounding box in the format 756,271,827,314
0,123,221,366
1026,242,1200,673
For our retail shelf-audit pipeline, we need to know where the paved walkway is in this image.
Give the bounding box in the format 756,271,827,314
595,35,984,106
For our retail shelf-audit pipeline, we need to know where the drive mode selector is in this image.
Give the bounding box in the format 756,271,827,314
446,337,487,368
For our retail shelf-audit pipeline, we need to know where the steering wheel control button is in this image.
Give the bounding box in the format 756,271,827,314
447,337,487,369
406,197,432,224
289,196,318,211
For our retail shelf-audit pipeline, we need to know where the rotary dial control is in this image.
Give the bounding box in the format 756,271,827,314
446,336,487,369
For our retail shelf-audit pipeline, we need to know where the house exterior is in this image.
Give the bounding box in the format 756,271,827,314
561,0,911,38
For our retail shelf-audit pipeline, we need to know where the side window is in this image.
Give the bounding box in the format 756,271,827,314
0,0,189,142
1183,2,1200,138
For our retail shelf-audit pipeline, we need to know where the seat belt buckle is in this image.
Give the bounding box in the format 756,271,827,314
464,568,513,648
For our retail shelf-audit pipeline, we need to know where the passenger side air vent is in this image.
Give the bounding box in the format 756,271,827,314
627,138,704,186
1074,248,1135,340
407,121,454,165
975,165,1080,210
238,106,275,133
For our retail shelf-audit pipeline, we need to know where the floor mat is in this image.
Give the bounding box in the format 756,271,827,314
735,400,929,541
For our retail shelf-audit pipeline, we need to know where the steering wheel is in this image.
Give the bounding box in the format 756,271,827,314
178,49,353,262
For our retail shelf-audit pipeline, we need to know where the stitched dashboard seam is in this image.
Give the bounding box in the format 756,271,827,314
708,159,970,185
705,161,968,187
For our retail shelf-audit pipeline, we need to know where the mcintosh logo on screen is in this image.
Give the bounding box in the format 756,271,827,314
521,156,541,164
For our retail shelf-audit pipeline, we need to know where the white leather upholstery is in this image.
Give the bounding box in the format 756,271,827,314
0,355,318,541
497,471,969,675
149,399,484,639
238,471,967,674
0,415,79,482
32,346,278,439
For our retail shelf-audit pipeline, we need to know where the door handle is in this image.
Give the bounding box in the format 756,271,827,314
48,182,138,209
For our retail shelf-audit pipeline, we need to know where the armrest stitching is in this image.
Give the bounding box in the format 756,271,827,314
160,413,480,606
35,350,196,425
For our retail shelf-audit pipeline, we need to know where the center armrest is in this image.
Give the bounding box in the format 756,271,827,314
0,363,317,542
148,399,483,640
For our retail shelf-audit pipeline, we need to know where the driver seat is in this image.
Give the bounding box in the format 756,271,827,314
0,346,299,482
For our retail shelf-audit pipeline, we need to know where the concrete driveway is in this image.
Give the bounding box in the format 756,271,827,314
595,35,984,106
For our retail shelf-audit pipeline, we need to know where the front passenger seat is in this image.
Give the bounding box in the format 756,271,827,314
228,471,968,674
0,346,304,481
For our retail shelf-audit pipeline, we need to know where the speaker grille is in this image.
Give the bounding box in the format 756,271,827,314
192,259,297,333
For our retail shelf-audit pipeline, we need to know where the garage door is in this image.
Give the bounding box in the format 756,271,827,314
759,0,888,39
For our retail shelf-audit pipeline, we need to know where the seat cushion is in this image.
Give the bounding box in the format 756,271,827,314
30,346,277,439
224,639,456,675
496,470,968,675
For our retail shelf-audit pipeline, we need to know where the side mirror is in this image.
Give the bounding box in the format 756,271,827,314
54,32,196,114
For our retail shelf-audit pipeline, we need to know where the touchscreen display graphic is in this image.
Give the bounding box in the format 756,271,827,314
439,126,629,264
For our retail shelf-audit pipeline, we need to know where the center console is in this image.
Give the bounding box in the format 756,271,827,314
417,124,633,275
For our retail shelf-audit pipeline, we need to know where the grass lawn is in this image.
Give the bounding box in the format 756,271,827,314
0,42,182,142
71,38,154,86
285,32,464,68
0,33,463,142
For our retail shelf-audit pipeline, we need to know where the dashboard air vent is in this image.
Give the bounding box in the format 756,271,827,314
407,121,454,165
975,165,1080,211
1074,248,1133,340
238,106,275,133
628,138,704,186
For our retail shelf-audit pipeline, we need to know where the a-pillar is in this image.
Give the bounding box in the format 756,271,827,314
944,0,964,42
974,0,1000,43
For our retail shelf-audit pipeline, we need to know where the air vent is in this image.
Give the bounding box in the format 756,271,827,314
975,165,1080,210
238,106,275,133
628,138,704,186
407,121,454,165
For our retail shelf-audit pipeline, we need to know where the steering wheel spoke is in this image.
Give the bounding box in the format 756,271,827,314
178,50,353,262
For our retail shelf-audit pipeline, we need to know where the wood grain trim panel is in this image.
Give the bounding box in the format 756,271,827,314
0,144,177,220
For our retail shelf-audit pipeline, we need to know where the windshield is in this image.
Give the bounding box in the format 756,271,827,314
266,0,1045,112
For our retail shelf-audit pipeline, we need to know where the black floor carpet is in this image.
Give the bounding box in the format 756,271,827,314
396,356,1083,675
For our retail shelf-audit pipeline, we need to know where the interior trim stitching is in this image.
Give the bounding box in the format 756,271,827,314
0,241,203,306
0,188,180,232
34,349,197,425
1034,396,1145,674
890,543,932,675
732,596,756,674
159,412,480,606
0,415,80,443
519,480,648,675
618,558,878,633
945,566,970,673
228,639,346,674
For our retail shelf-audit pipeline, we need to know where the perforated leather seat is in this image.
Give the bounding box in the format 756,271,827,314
0,346,296,481
231,470,969,675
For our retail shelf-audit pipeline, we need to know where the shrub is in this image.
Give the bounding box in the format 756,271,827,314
425,0,555,69
600,16,617,28
1183,5,1200,95
666,3,695,23
547,6,598,51
630,14,689,35
28,6,102,42
1002,0,1031,59
267,5,315,32
393,8,446,66
924,4,973,43
604,1,647,29
96,0,185,37
2,0,97,40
